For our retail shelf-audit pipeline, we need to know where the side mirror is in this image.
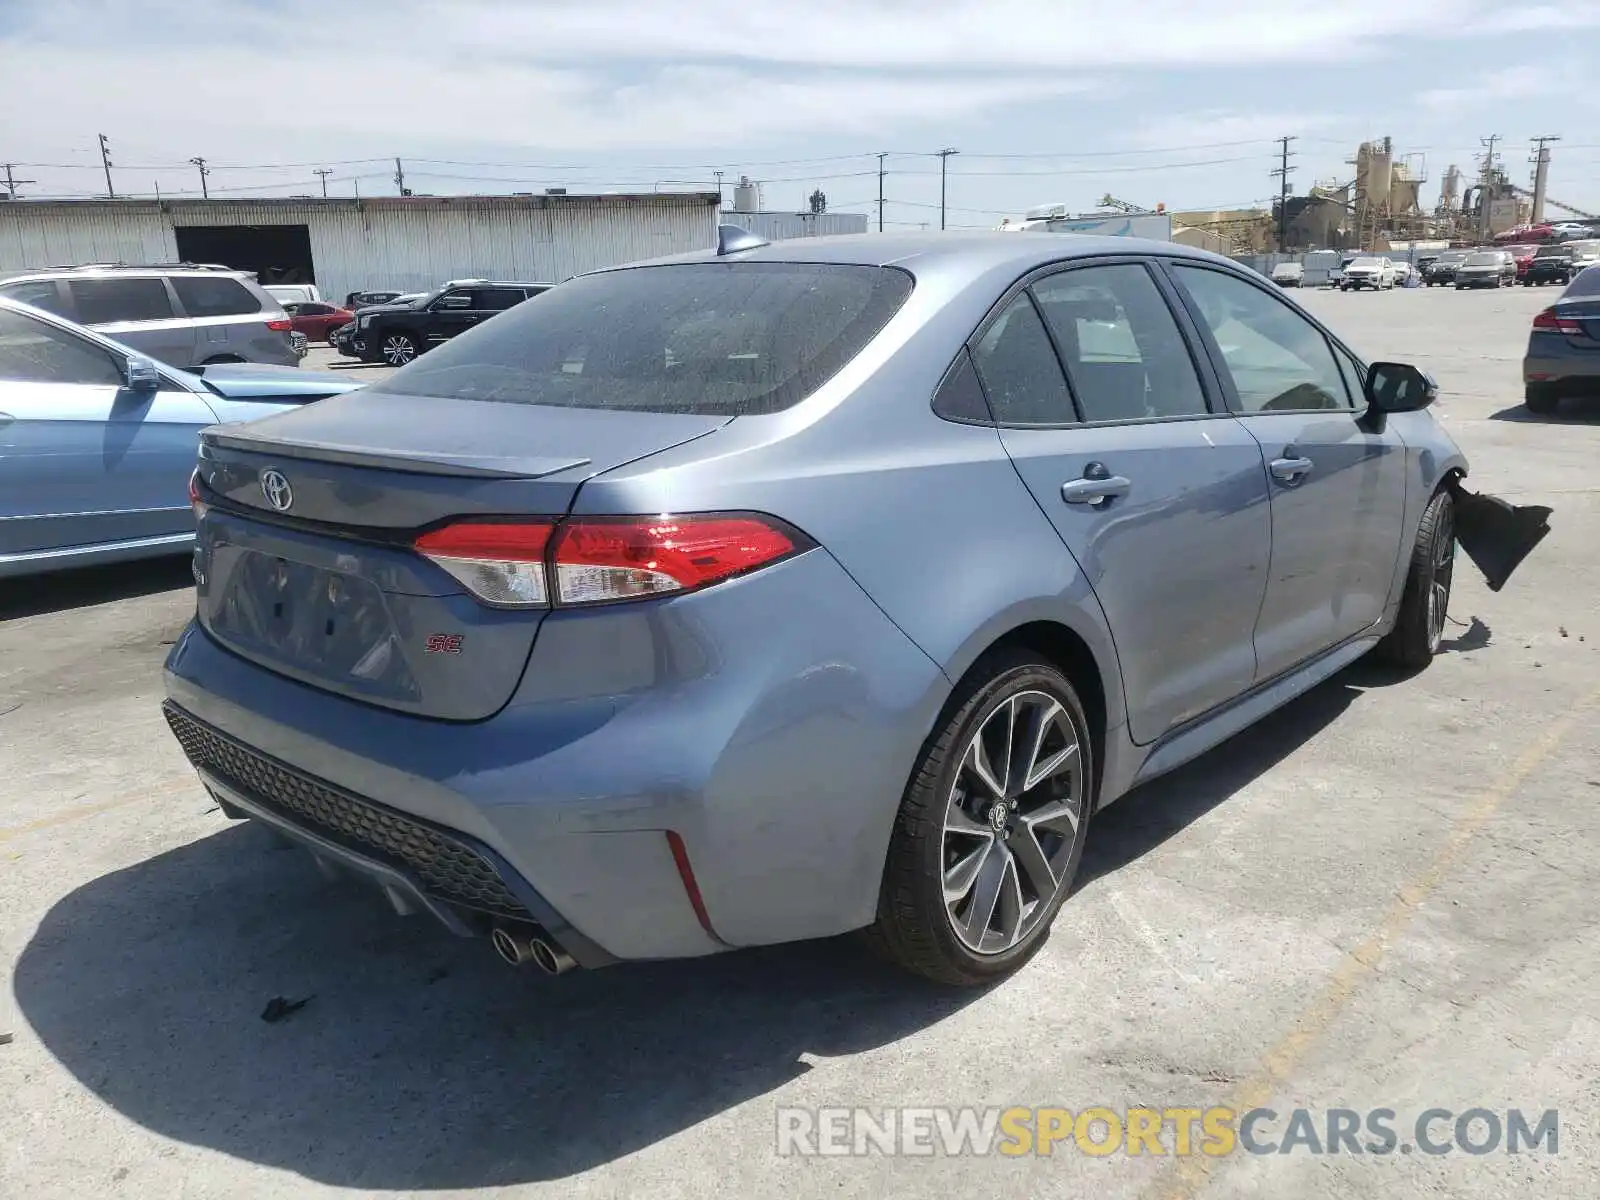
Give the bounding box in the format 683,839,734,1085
1364,361,1437,413
123,357,162,393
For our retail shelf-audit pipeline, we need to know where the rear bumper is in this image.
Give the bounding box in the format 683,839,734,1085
1524,349,1600,386
162,548,950,963
165,705,617,966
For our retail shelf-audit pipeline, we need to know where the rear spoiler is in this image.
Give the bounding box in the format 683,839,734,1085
199,427,590,480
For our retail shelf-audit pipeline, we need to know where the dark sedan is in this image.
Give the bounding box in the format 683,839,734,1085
1524,266,1600,413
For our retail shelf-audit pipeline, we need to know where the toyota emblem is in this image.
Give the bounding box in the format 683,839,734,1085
260,469,294,512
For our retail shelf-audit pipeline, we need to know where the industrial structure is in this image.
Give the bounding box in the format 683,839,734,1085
722,175,869,239
0,192,723,301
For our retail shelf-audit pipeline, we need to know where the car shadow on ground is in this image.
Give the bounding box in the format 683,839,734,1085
13,655,1418,1189
1489,396,1600,422
0,556,194,621
1075,661,1400,888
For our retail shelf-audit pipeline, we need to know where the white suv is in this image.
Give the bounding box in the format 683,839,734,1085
0,264,299,368
1338,256,1397,291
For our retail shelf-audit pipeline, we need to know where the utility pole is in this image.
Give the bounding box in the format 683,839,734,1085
393,156,409,196
1,164,37,200
1528,135,1558,225
98,133,115,199
1478,134,1500,240
314,167,333,198
713,169,724,206
1270,135,1297,253
876,152,887,232
936,148,958,231
188,156,210,199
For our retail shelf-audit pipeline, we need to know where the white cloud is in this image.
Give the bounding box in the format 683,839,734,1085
0,0,1593,211
1463,3,1600,33
1417,65,1570,112
1132,110,1347,150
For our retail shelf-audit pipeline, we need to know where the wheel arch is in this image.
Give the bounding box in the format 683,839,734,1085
949,619,1115,799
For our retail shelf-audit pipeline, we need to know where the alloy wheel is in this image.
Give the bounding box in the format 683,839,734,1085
943,690,1084,954
1427,500,1456,651
382,335,417,366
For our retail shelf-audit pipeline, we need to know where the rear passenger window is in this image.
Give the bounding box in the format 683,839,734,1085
1032,265,1209,422
1172,265,1352,412
69,277,174,324
472,288,527,311
970,296,1076,425
171,275,262,318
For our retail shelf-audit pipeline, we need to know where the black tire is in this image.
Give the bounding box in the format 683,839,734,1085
378,331,420,366
1524,383,1561,415
867,648,1095,986
1375,489,1455,670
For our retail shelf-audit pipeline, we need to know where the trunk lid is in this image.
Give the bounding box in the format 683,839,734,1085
1555,298,1600,346
193,391,730,720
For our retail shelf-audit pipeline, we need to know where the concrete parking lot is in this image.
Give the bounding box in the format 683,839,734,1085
2,284,1597,1199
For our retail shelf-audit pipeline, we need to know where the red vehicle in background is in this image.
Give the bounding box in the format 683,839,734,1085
283,301,355,343
1505,244,1541,281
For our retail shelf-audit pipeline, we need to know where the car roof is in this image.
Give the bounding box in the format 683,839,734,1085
1,266,254,282
616,231,1235,280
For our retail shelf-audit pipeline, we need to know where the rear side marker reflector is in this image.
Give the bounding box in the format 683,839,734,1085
666,830,723,942
413,513,807,608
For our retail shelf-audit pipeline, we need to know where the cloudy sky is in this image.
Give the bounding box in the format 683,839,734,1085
3,0,1598,225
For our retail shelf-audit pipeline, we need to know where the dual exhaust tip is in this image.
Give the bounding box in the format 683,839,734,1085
491,926,576,975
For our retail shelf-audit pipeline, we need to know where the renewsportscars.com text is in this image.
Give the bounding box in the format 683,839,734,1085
775,1106,1559,1158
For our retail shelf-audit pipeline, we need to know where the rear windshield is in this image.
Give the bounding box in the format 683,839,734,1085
1438,251,1467,262
1535,246,1572,258
1565,266,1600,298
1465,252,1500,265
367,262,915,416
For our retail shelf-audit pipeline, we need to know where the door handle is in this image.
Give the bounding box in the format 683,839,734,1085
1270,455,1314,483
1061,475,1131,505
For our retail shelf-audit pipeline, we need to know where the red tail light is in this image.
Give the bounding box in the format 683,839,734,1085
413,514,806,608
414,520,554,607
188,468,207,519
266,317,293,332
1532,308,1585,336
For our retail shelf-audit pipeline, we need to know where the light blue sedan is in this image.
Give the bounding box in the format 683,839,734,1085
0,297,364,578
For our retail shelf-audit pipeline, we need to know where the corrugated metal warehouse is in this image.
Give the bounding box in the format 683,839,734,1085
0,193,721,303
